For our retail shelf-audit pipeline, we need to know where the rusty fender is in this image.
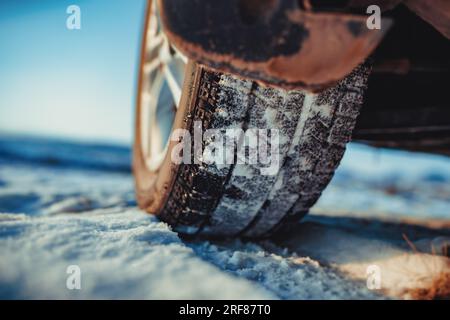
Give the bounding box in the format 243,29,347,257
157,0,391,91
403,0,450,40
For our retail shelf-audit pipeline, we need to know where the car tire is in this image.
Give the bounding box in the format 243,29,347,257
133,0,371,239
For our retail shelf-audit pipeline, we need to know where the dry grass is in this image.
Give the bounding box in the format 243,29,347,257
402,234,450,300
407,271,450,300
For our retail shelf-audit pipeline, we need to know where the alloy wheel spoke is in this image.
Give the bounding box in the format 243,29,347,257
143,57,162,75
173,46,188,64
147,33,164,52
163,64,182,106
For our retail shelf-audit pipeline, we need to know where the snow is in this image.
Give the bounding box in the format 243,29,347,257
0,135,449,299
0,209,274,299
316,143,450,220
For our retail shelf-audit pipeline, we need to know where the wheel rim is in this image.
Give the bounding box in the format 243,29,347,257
140,0,187,171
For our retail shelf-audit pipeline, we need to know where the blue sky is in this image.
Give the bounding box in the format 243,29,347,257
0,0,147,144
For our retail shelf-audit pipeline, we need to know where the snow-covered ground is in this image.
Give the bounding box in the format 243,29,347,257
0,135,449,299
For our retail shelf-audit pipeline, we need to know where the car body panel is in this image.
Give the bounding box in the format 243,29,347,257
158,0,391,91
